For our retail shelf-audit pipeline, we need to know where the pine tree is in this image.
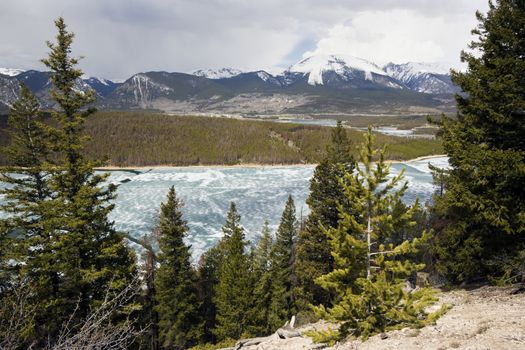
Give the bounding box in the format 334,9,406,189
213,202,252,341
0,85,51,286
248,221,275,336
0,85,53,344
432,0,525,283
314,128,437,339
29,17,136,343
269,195,298,329
155,187,201,350
295,121,355,311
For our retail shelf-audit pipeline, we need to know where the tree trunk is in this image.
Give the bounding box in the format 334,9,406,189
366,216,371,280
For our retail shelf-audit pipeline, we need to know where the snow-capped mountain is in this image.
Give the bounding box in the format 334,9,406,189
193,67,243,79
0,56,459,115
384,62,458,94
282,54,403,89
288,54,385,85
0,69,121,110
0,68,24,77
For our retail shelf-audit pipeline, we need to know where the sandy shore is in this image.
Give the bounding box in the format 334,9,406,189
94,154,447,171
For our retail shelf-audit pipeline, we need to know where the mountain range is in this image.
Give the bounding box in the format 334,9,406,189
0,55,461,115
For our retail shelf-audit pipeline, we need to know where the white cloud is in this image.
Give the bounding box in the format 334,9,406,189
304,9,482,67
0,0,489,79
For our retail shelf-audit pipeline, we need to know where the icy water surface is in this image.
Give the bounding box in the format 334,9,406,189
105,157,448,258
0,157,448,259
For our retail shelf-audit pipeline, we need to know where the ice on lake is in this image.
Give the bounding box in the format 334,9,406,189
0,158,448,259
105,157,448,259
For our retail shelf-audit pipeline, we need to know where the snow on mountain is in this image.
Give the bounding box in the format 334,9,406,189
383,62,457,94
287,54,387,86
384,62,452,81
193,67,243,79
0,68,24,76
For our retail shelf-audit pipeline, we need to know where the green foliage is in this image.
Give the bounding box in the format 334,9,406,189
268,195,298,330
155,187,201,349
0,112,444,167
187,338,236,350
213,203,253,341
0,84,52,296
295,121,355,311
431,0,525,283
303,328,340,346
248,221,275,336
0,18,137,347
196,244,223,344
313,127,438,339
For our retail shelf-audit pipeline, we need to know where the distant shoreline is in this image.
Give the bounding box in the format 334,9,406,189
94,154,448,171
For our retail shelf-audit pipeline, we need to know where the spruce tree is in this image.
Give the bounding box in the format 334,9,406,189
0,85,53,344
213,202,252,341
0,84,51,284
432,0,525,282
269,195,298,329
314,128,437,339
295,121,355,311
155,187,201,350
248,221,275,336
31,17,136,343
139,231,159,350
197,244,223,344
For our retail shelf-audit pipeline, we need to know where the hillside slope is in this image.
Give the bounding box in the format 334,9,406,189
220,286,525,350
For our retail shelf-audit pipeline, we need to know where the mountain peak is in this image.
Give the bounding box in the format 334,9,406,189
384,62,458,94
192,67,243,79
287,54,386,85
0,67,24,77
384,62,453,76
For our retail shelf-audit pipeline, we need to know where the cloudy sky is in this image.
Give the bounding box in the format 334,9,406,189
0,0,489,80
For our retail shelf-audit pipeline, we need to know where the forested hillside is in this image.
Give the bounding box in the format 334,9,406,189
0,112,443,167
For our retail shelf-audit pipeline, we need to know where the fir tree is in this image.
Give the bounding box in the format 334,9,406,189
432,0,525,283
0,85,51,284
213,202,252,341
197,244,223,344
155,187,201,350
295,121,355,311
27,17,136,344
269,195,298,329
314,128,437,339
0,85,53,343
248,221,275,336
139,232,159,350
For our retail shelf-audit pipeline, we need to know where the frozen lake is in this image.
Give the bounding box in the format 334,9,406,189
1,157,448,259
105,157,448,258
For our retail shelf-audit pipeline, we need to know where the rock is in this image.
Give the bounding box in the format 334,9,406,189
276,327,301,339
380,333,389,340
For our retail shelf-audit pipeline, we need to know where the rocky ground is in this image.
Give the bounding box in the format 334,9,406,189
222,285,525,350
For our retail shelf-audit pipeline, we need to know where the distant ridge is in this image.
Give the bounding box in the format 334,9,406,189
0,54,458,115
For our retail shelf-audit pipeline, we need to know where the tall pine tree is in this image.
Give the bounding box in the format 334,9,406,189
28,17,136,344
155,186,201,350
269,195,298,329
314,128,437,339
213,202,252,341
0,85,51,288
432,0,525,283
0,85,54,345
248,221,275,336
295,121,355,312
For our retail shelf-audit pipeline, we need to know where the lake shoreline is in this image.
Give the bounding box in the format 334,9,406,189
94,154,447,171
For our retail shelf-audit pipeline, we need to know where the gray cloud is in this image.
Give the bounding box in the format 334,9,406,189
0,0,488,79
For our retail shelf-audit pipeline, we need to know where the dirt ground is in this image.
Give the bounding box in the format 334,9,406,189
223,285,525,350
331,285,525,350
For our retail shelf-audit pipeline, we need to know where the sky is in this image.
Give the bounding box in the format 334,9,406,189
0,0,489,80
